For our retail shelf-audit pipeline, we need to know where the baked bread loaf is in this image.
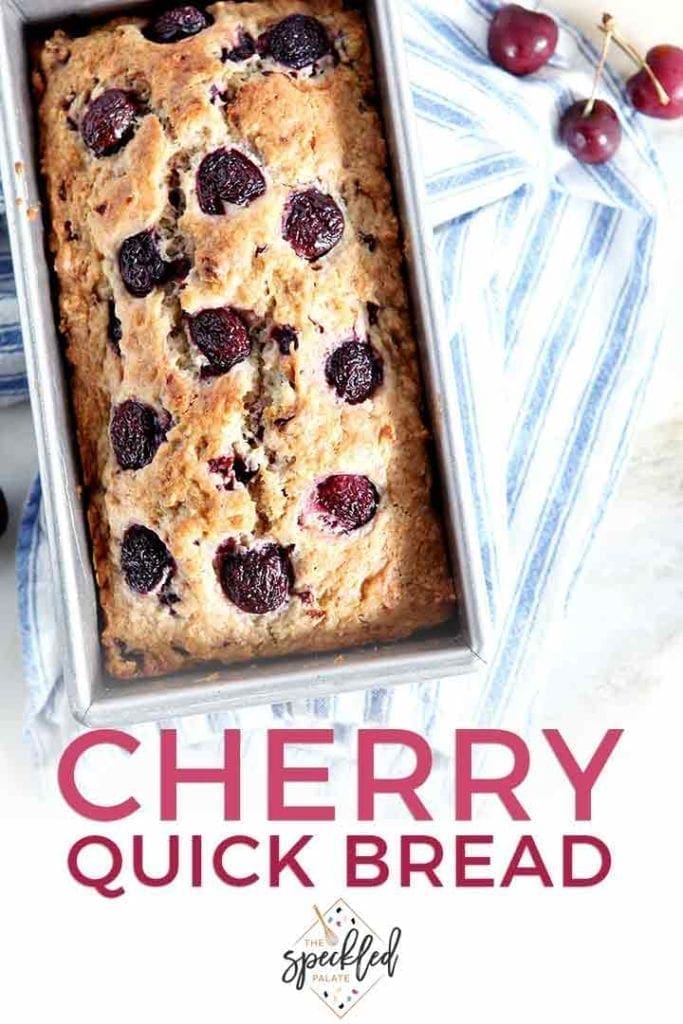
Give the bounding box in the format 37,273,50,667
35,1,455,679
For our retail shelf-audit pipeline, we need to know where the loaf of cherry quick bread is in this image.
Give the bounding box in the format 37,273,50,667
34,1,455,679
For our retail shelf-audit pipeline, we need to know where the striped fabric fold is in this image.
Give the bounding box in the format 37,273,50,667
0,212,26,406
11,0,675,761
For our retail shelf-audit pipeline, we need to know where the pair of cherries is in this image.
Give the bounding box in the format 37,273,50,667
489,4,683,165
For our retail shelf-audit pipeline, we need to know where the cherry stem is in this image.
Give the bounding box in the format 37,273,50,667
598,12,671,106
584,15,614,117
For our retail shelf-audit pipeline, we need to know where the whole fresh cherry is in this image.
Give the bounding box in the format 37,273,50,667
559,99,622,164
627,45,683,119
488,4,558,76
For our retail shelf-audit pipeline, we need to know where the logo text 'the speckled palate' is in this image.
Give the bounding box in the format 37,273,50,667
282,898,401,1018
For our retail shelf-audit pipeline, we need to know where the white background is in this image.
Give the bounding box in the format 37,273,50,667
1,1,682,1021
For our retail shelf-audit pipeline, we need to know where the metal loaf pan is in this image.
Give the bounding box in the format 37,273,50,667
0,0,491,726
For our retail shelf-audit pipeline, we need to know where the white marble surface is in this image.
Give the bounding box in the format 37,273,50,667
537,321,683,726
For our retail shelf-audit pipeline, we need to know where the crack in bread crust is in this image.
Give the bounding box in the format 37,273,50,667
35,1,456,679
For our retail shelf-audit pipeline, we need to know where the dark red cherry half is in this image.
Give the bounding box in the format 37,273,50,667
215,540,294,613
121,525,174,593
283,189,344,261
325,339,383,404
187,307,251,375
146,6,212,44
111,400,167,470
197,148,267,215
261,14,331,70
81,90,139,157
313,474,379,533
119,230,169,297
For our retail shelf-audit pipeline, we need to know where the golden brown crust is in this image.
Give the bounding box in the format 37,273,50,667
36,1,455,679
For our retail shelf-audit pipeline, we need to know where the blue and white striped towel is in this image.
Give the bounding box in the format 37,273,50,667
10,0,676,761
